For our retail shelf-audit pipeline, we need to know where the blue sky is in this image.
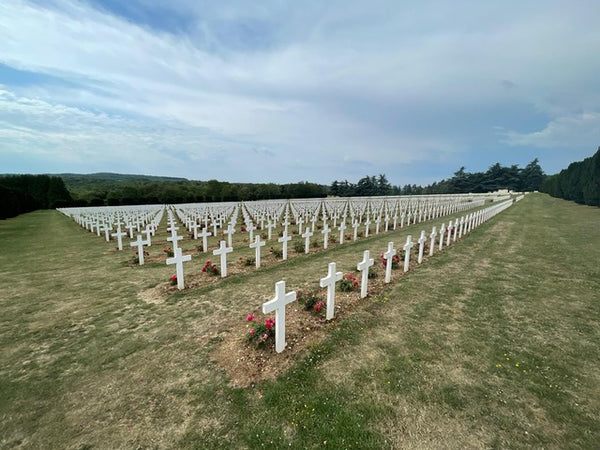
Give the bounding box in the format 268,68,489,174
1,0,599,186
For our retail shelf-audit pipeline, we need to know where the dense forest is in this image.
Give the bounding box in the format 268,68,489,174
60,173,328,206
331,159,545,196
541,148,600,206
0,175,73,219
0,157,558,220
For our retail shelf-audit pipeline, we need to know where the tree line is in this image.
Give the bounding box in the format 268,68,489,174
331,159,545,196
540,147,600,206
0,175,73,219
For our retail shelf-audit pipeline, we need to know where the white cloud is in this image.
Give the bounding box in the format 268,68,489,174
503,112,600,149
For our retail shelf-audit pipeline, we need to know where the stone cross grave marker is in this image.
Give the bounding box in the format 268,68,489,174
224,224,235,247
375,216,381,235
364,218,371,237
352,220,359,241
249,235,266,268
278,228,292,260
247,222,257,242
142,226,152,247
130,234,149,265
418,230,427,264
338,221,346,244
429,226,437,256
198,227,212,253
111,224,126,251
383,241,396,284
439,223,446,251
262,280,297,353
126,222,134,239
320,262,343,320
102,223,112,242
166,247,192,290
321,223,331,249
167,229,182,253
453,219,459,242
213,240,233,277
302,227,313,254
190,221,200,240
357,250,374,298
266,221,275,240
403,235,414,272
446,220,453,247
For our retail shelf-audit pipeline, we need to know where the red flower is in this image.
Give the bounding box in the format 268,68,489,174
250,329,255,335
263,333,269,340
247,314,255,322
353,281,358,286
170,274,177,281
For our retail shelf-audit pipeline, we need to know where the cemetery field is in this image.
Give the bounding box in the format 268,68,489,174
1,193,599,448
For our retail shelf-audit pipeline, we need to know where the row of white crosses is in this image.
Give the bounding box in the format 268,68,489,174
259,198,516,353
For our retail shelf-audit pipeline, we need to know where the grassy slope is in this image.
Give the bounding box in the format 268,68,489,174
0,193,598,448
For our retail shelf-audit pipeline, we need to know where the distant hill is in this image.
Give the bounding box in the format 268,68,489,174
58,172,188,187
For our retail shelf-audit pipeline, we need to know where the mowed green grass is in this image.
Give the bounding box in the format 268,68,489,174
0,194,598,448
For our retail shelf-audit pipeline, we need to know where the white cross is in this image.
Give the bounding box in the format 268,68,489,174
102,223,112,242
198,227,212,252
418,230,427,264
321,224,330,249
459,216,465,238
446,220,453,247
403,235,414,272
212,221,219,237
190,222,200,240
125,222,134,239
384,216,390,232
393,215,398,230
375,217,381,235
247,222,257,241
224,224,235,247
167,229,182,253
266,221,275,240
142,227,152,247
212,240,233,277
130,234,149,265
383,241,396,283
400,214,405,228
249,235,266,268
357,250,374,298
166,247,192,290
429,226,437,256
364,218,371,237
338,221,346,244
439,223,446,251
111,224,126,251
352,220,359,241
297,217,304,234
311,216,317,232
262,280,297,353
319,262,343,320
453,219,459,242
277,229,292,260
302,227,313,254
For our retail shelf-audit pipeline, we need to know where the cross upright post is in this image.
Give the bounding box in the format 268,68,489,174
357,250,374,298
319,262,343,320
383,241,396,283
403,235,414,272
213,240,233,277
262,281,297,353
166,247,192,290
